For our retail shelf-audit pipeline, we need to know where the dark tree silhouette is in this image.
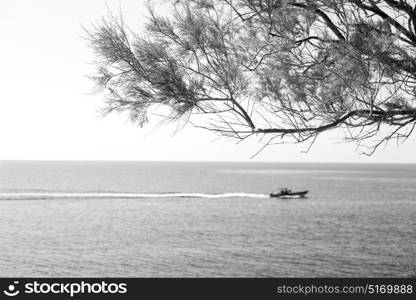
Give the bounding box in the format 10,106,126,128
87,0,416,154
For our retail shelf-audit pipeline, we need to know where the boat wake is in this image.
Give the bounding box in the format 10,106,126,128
0,192,270,200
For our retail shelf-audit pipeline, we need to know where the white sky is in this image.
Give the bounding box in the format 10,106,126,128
0,0,415,163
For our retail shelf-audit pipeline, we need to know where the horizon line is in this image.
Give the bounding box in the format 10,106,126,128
0,159,415,165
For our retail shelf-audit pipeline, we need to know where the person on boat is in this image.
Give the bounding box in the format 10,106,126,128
281,188,290,195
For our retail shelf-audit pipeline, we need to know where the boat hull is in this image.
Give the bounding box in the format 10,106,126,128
269,190,308,198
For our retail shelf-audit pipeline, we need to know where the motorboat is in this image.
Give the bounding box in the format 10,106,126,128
269,188,308,198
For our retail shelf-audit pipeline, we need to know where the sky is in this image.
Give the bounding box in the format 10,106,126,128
0,0,415,163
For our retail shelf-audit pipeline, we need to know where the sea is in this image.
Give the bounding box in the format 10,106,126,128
0,161,415,277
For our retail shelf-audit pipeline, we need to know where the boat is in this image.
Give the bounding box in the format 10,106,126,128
269,188,308,198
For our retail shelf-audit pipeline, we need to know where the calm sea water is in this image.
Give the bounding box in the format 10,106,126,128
0,161,415,277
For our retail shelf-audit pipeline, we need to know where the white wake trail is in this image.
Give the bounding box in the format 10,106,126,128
0,192,270,200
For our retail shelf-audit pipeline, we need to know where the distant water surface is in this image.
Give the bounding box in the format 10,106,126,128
0,161,415,277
